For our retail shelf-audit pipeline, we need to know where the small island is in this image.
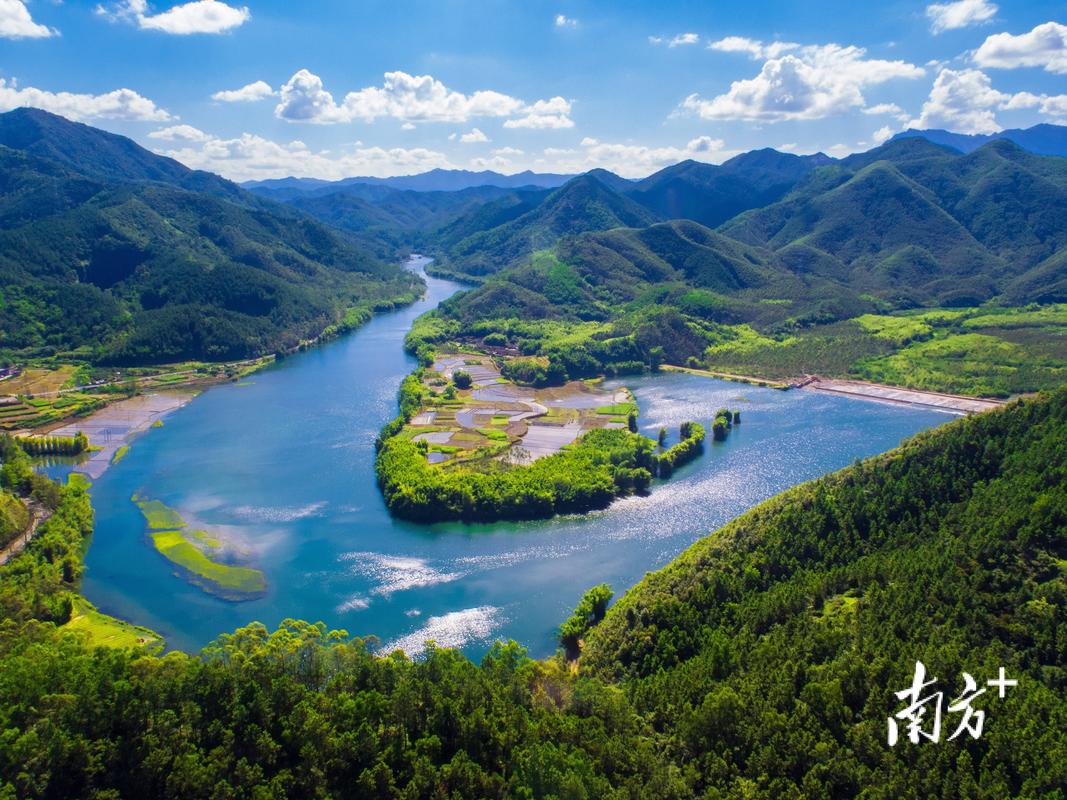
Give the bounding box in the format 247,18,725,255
375,348,707,522
132,493,266,600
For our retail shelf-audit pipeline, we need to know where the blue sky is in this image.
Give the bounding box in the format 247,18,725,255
2,0,1065,180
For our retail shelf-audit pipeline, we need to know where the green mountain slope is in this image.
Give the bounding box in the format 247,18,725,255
437,173,661,278
721,139,1067,307
0,110,419,363
0,108,243,200
582,389,1067,796
627,150,830,228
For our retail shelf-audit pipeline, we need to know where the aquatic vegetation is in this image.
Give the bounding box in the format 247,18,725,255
131,494,185,530
132,493,266,599
111,445,130,465
150,530,266,596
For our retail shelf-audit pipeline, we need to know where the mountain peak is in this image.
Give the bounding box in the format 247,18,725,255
0,107,240,198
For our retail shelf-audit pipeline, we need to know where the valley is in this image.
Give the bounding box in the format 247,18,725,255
0,94,1064,798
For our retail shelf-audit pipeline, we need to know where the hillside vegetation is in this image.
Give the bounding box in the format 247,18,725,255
0,109,420,365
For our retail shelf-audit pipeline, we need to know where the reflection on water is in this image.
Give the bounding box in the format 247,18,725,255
78,258,954,657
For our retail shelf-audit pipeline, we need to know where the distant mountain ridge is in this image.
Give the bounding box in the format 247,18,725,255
244,168,576,194
891,123,1067,157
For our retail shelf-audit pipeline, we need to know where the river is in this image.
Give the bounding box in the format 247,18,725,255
77,256,953,657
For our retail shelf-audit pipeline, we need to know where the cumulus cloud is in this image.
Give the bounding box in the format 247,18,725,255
535,135,732,178
97,0,250,35
273,69,574,129
492,146,524,157
973,21,1067,74
459,127,489,143
151,129,455,182
926,0,998,34
0,77,172,121
554,14,576,27
707,36,798,59
211,80,274,103
908,67,1067,133
148,123,210,141
683,43,924,122
502,96,574,129
0,0,56,38
872,125,894,144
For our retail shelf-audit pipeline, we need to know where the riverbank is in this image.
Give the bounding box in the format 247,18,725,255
803,378,1004,415
47,392,196,480
663,364,1003,415
660,364,789,389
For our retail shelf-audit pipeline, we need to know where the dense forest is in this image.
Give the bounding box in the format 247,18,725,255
1,387,1064,798
0,109,421,365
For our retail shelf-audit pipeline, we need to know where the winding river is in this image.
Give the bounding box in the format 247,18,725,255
78,257,953,656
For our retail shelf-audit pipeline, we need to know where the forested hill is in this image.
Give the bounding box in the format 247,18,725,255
720,137,1067,307
436,173,661,279
0,108,242,200
581,388,1067,796
0,108,420,365
0,389,1063,796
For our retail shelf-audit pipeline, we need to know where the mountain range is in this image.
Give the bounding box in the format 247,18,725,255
3,107,1066,365
244,167,575,195
891,122,1067,157
0,108,418,364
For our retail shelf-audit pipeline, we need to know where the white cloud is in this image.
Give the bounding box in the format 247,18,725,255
973,21,1067,74
0,0,56,38
863,102,904,116
492,146,524,157
211,80,274,103
459,127,489,143
468,156,515,171
148,123,209,141
554,14,576,27
152,129,455,181
708,36,798,60
503,96,574,129
906,67,1067,133
274,69,573,129
863,102,910,122
536,135,732,178
872,125,894,144
97,0,249,35
683,43,924,122
650,32,699,47
0,77,172,121
926,0,998,34
908,69,1006,133
401,121,416,130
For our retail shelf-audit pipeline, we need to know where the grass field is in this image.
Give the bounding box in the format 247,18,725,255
63,596,164,651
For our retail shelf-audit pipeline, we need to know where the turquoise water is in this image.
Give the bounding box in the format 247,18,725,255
79,258,954,657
